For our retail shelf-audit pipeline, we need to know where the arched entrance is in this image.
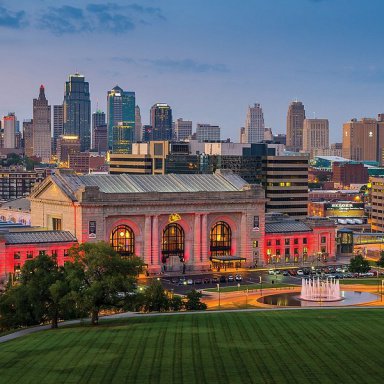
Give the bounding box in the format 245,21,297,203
210,221,237,270
110,224,135,258
162,223,185,269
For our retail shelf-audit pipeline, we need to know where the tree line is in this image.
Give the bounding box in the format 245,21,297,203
0,242,206,331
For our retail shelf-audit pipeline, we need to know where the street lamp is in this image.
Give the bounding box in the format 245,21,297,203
245,288,249,309
217,283,220,310
259,275,263,296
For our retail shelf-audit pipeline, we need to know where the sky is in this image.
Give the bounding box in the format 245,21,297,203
0,0,384,143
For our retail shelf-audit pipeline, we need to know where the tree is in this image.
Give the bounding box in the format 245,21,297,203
142,279,169,312
349,254,371,274
67,242,143,325
184,290,207,311
376,251,384,268
0,254,70,330
169,295,183,311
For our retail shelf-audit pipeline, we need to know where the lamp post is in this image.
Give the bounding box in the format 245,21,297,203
217,283,220,310
246,288,249,309
259,275,263,296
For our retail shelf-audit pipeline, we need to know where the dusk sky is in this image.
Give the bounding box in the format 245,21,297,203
1,0,384,142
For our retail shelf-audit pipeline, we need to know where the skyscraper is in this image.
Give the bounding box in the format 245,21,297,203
302,118,329,157
286,101,306,152
244,103,264,144
175,118,192,141
23,120,34,157
63,73,91,151
53,105,64,155
150,103,173,141
135,105,142,142
2,113,17,149
107,85,135,152
33,85,51,162
92,110,106,152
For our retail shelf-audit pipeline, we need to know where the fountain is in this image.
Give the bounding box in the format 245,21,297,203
300,277,342,302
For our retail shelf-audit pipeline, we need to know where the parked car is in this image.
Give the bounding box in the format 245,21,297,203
282,271,289,276
219,275,227,283
178,278,186,285
228,275,234,282
268,269,275,275
171,278,179,284
235,274,242,281
194,278,202,284
297,269,304,276
203,278,210,284
187,279,194,285
211,277,219,283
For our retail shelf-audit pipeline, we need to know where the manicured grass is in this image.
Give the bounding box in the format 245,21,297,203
1,309,384,383
204,283,292,292
341,278,384,285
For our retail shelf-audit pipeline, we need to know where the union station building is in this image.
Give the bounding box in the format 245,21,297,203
28,171,267,273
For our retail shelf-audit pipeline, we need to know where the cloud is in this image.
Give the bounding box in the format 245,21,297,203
0,6,27,29
144,59,229,73
39,2,165,35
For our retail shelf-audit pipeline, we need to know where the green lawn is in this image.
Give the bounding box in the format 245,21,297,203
1,309,384,383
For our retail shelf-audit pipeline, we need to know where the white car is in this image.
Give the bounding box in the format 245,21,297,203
268,269,275,275
297,269,304,276
187,279,193,285
235,274,242,282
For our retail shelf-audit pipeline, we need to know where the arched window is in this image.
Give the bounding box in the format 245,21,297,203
210,221,232,256
162,223,184,262
110,225,135,256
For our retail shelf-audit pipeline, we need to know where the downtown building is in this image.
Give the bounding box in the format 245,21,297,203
32,85,51,162
175,118,192,141
286,101,306,152
107,86,135,153
244,103,265,144
302,118,329,158
150,103,173,141
63,74,91,151
196,124,220,142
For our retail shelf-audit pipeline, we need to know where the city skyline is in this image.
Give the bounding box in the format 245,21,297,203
1,0,384,142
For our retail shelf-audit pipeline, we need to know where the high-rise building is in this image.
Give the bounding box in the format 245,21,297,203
92,110,105,132
33,85,51,162
142,125,153,142
53,105,64,155
150,103,172,141
92,125,108,154
2,113,17,149
302,118,329,157
63,73,91,151
342,118,378,161
107,85,135,152
286,101,306,152
23,120,34,157
175,118,192,141
196,124,221,142
135,105,142,142
244,103,265,144
56,135,81,163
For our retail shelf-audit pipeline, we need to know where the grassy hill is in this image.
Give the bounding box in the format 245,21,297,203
0,309,383,383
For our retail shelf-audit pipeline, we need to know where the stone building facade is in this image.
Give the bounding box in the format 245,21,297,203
29,171,267,273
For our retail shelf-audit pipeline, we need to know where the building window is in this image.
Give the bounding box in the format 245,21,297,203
39,250,46,256
294,238,298,245
276,239,280,246
321,236,326,243
253,240,258,248
253,216,259,229
267,240,272,246
52,218,62,231
162,223,185,262
64,249,69,257
14,252,21,260
210,221,232,257
110,225,135,257
285,239,290,246
26,251,33,259
51,250,58,258
303,238,308,244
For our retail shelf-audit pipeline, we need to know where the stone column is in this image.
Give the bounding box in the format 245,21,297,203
144,215,152,267
194,213,201,263
152,215,159,265
241,212,248,261
201,214,208,263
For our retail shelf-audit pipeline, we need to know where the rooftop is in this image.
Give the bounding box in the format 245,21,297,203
1,230,77,245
